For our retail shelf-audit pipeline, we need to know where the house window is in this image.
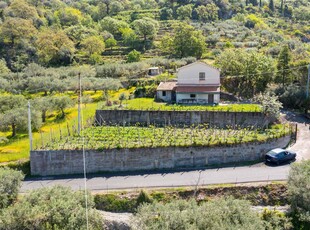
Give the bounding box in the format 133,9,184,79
199,72,205,81
162,91,166,96
190,94,196,98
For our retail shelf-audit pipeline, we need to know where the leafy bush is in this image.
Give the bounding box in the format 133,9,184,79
275,85,308,110
254,93,283,118
94,194,136,212
0,186,103,229
0,167,24,209
133,197,277,230
261,208,292,230
2,160,30,176
136,190,153,207
145,85,157,98
288,160,310,229
127,49,141,63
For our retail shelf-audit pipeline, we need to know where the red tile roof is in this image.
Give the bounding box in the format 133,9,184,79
176,86,219,93
157,81,177,91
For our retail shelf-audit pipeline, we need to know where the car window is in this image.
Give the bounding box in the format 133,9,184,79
276,152,286,158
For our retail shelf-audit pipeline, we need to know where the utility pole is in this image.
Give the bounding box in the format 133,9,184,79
28,101,33,151
307,64,310,99
78,73,82,135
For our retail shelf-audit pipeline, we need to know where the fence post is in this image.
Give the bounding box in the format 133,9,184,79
59,125,62,140
40,131,44,149
67,122,71,136
50,128,53,142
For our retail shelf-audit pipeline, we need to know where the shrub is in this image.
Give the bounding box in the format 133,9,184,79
136,190,153,208
133,198,270,230
275,85,307,110
254,93,283,118
94,194,136,212
145,85,157,98
261,208,292,230
0,186,103,229
288,160,310,229
127,49,141,63
0,167,24,209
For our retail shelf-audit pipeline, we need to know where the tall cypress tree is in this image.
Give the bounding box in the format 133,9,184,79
269,0,275,12
280,0,284,15
276,45,292,87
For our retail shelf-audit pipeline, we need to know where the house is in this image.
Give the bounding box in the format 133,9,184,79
148,67,161,76
156,62,221,104
156,81,177,102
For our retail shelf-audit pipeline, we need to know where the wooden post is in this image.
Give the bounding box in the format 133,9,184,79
67,122,71,136
59,125,62,140
50,128,53,142
40,131,44,149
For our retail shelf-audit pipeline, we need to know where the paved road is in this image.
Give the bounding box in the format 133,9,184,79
21,112,310,192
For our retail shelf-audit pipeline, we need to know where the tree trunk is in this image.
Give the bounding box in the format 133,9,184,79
11,123,16,137
106,4,110,15
61,109,65,118
143,34,147,51
42,110,47,123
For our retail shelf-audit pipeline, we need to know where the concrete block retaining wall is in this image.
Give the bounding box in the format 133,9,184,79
95,110,270,127
31,135,290,176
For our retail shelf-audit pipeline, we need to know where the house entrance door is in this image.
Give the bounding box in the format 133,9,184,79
208,94,214,104
171,91,176,103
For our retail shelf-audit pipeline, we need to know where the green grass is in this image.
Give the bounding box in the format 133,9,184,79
0,103,98,163
44,124,291,150
101,98,262,112
0,89,138,163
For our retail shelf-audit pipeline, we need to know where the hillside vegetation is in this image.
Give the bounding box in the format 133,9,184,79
0,0,309,163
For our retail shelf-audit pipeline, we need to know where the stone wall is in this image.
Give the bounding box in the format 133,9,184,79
31,135,291,176
95,110,270,127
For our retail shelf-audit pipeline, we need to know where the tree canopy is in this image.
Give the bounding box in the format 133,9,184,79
161,23,206,58
288,160,310,229
133,197,286,230
0,185,103,229
0,167,24,209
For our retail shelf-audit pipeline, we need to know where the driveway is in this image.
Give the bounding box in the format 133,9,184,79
282,111,310,160
21,112,310,192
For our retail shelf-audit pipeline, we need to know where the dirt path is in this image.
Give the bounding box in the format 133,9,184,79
282,111,310,161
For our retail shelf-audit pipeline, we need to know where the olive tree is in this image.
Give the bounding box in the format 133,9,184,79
0,186,104,229
52,96,75,119
33,96,55,122
254,92,283,119
0,167,24,209
132,17,159,50
288,160,310,229
133,198,268,230
161,23,206,58
0,95,41,137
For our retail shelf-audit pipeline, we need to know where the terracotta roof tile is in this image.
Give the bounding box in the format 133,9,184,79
157,81,177,91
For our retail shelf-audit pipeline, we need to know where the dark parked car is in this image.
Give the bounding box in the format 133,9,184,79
265,148,296,165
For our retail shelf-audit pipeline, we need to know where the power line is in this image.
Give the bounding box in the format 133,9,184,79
3,64,309,95
79,74,89,230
